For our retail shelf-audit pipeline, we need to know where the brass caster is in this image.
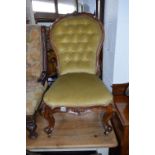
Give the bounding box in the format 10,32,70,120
44,127,53,136
103,124,112,135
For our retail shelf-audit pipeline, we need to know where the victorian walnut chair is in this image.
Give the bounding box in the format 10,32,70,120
26,25,48,139
41,13,115,136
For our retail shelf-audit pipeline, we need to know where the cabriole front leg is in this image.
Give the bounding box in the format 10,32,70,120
102,104,114,135
43,104,55,136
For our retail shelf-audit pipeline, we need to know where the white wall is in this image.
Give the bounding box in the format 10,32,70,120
103,0,118,91
26,0,35,24
83,0,96,13
103,0,129,91
113,0,129,83
79,0,96,14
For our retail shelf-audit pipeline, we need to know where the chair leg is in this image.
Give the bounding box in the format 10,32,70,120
102,104,114,135
43,104,55,136
26,115,38,139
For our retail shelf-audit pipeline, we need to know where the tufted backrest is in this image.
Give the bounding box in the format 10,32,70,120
50,13,104,75
26,25,42,81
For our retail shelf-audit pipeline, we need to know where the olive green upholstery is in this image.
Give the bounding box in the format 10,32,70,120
43,14,112,108
50,14,103,75
44,73,112,107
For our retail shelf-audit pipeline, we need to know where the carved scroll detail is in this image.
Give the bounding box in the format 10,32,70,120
41,102,116,136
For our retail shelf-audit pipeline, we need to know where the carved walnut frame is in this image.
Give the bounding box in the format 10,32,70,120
41,13,116,136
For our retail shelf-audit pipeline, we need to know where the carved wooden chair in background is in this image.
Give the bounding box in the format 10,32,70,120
26,25,47,139
41,13,115,136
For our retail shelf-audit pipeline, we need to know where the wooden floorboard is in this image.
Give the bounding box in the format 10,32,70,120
27,112,118,150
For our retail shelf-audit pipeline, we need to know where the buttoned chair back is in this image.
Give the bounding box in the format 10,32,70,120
50,13,104,75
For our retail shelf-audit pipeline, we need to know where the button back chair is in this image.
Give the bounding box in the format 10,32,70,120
41,13,115,136
26,25,47,139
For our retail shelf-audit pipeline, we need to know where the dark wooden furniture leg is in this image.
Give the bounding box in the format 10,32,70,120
102,104,113,135
42,103,55,136
26,115,38,139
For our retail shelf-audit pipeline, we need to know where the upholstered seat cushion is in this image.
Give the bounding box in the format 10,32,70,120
43,73,113,107
26,80,46,115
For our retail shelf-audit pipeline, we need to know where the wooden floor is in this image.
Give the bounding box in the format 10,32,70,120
27,112,118,150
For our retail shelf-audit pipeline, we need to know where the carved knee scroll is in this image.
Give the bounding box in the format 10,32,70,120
102,104,114,135
41,102,115,137
42,103,55,136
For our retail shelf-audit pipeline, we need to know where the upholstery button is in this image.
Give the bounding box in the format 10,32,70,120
50,16,102,74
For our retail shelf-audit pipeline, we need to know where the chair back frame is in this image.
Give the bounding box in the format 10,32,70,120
50,13,104,76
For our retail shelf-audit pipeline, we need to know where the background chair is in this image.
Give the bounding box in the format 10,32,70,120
41,13,115,136
26,25,47,139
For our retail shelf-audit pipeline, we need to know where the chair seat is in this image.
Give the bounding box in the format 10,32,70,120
26,80,46,115
43,73,113,108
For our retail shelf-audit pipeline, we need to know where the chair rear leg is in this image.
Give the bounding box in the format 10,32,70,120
26,115,38,139
43,104,55,136
102,104,114,135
